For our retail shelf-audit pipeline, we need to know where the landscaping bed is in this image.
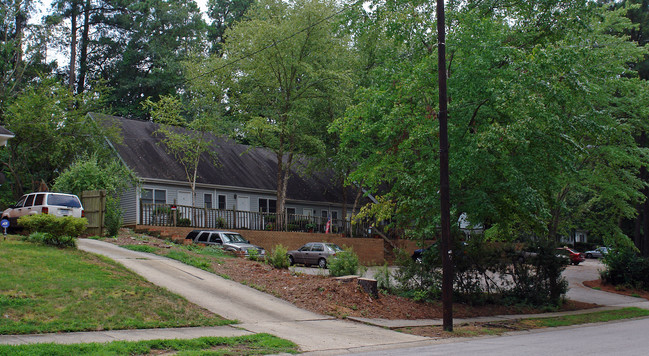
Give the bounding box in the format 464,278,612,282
583,279,649,300
110,230,598,320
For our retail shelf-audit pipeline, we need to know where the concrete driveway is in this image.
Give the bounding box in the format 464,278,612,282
77,239,428,353
563,258,649,307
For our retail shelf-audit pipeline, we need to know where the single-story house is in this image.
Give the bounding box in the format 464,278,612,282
89,113,361,233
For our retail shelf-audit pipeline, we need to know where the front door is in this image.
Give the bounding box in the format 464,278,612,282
237,196,250,228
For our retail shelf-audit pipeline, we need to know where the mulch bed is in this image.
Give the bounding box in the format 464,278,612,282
111,231,600,320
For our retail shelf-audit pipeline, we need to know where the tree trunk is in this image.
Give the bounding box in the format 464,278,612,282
341,175,348,236
77,0,91,94
14,3,26,67
638,185,649,257
547,186,570,242
69,4,78,93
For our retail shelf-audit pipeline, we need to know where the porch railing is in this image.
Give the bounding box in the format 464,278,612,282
140,203,371,237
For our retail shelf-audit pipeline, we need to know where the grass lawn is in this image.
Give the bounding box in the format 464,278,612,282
0,333,299,356
0,237,232,335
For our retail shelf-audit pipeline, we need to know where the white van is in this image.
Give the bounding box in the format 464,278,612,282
1,192,84,226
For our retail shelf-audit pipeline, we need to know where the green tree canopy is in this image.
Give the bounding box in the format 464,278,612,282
219,0,354,220
333,0,649,243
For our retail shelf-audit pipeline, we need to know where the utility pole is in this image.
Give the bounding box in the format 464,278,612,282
436,0,453,332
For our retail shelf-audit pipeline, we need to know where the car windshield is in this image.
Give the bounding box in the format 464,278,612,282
47,194,81,208
325,243,343,252
223,233,247,243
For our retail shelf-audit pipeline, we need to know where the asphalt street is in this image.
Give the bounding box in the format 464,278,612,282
346,317,649,356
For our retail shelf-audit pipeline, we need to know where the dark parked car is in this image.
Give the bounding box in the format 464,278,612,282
556,247,585,265
412,245,435,263
185,230,265,258
287,242,343,268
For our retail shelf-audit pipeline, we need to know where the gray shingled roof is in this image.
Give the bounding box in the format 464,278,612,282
89,113,351,204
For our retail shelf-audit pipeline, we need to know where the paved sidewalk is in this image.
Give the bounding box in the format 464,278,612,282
0,326,251,346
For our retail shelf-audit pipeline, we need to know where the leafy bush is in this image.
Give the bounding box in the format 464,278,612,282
267,244,290,269
329,247,360,277
375,263,392,291
214,217,226,228
177,218,191,227
393,238,568,307
600,247,649,290
105,196,123,237
18,214,87,238
22,231,77,248
247,248,261,261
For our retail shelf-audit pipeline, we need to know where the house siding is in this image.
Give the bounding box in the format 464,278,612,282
120,185,137,226
134,180,345,226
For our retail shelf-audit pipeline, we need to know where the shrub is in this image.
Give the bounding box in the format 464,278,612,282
177,218,191,227
105,196,123,237
329,247,360,277
214,217,226,228
393,238,568,307
601,247,649,290
23,231,77,248
247,248,261,261
18,214,87,238
375,263,392,291
267,244,290,269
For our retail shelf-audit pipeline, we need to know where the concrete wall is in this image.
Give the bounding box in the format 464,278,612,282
138,225,390,265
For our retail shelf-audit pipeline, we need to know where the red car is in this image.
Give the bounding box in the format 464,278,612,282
556,247,585,265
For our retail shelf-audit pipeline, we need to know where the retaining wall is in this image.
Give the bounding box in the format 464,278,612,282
136,225,429,265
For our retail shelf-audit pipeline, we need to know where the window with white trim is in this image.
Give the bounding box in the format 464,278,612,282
142,189,166,205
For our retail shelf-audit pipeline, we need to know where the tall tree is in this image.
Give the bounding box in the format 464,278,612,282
222,0,353,226
333,0,649,245
206,0,253,55
1,80,108,198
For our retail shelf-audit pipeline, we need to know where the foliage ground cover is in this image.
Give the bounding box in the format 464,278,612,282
0,333,298,356
0,237,231,335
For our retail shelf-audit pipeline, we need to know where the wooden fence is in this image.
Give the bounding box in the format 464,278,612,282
139,203,371,237
81,190,106,236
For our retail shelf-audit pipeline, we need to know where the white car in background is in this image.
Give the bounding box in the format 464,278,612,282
2,192,84,227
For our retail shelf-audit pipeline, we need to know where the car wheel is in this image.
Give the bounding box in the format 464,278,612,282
288,255,295,266
318,258,327,269
586,253,592,259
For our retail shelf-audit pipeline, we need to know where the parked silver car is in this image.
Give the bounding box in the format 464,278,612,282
585,247,610,259
287,242,343,269
185,230,265,258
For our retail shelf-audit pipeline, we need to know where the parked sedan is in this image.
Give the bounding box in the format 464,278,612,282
585,247,610,259
556,247,585,265
287,242,343,268
185,230,265,258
